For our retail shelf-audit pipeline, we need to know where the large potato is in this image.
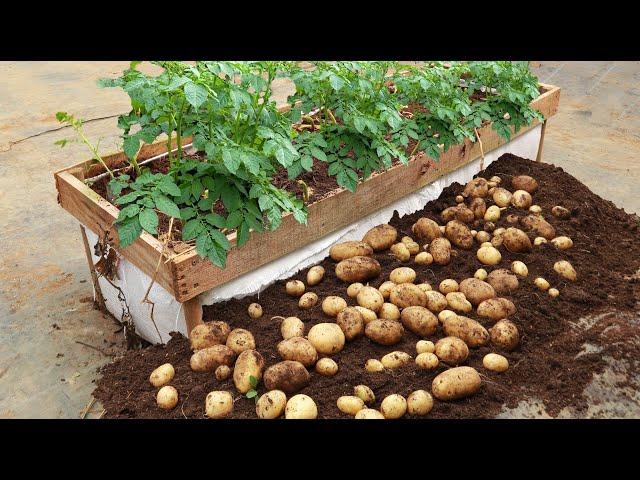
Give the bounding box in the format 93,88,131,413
512,175,538,193
429,237,452,265
149,363,175,388
502,227,532,253
255,390,287,419
330,241,374,261
381,351,412,369
335,256,381,283
365,319,404,345
264,361,310,394
520,214,556,240
554,260,577,281
458,278,496,306
355,306,377,325
307,323,345,354
424,290,448,312
412,217,441,243
322,296,348,317
441,205,475,224
306,265,325,286
378,302,401,321
226,328,256,354
551,236,573,250
205,391,233,419
486,269,519,295
285,394,317,419
357,286,385,312
336,307,365,341
492,187,513,208
337,396,365,415
190,345,236,373
233,349,265,394
432,366,481,401
462,177,489,198
477,297,516,321
362,224,398,251
469,197,487,220
407,390,434,416
489,319,520,351
442,315,490,348
190,321,231,351
157,386,179,410
511,190,533,209
277,337,318,367
381,394,407,419
445,220,474,249
315,358,339,376
435,336,469,365
401,306,438,337
390,283,427,309
389,267,416,284
415,352,439,370
281,316,304,340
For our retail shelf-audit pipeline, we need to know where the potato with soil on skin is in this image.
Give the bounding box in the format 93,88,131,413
438,309,457,324
277,337,318,367
280,316,305,340
390,283,427,309
226,328,256,354
404,241,420,255
439,278,459,294
157,385,179,410
285,394,317,419
407,390,434,416
215,365,231,381
512,175,539,193
552,205,570,219
446,292,473,313
425,290,448,313
502,227,532,253
357,286,385,312
534,277,550,290
264,361,311,394
298,292,319,310
489,319,520,351
355,409,385,419
442,315,490,348
445,220,474,249
248,303,263,319
306,266,325,286
365,319,405,346
469,197,487,220
458,278,496,306
486,269,519,295
520,214,556,240
554,260,577,281
511,261,528,277
412,217,442,243
477,245,502,265
355,306,377,325
491,235,504,248
415,352,439,371
381,351,412,369
362,224,398,251
255,390,287,419
441,205,475,224
321,295,348,317
484,205,501,222
378,302,401,321
415,252,434,265
189,321,231,351
534,236,547,246
390,242,411,262
435,336,469,365
336,307,365,341
389,267,416,284
511,190,533,210
381,394,407,419
365,359,385,372
492,187,513,208
551,236,574,250
476,230,491,243
378,281,396,299
307,323,345,355
506,214,520,224
429,237,452,265
529,205,542,215
335,256,381,283
190,344,236,373
347,282,364,298
329,241,374,261
483,353,509,372
416,340,435,354
474,268,488,281
354,385,375,405
149,363,175,388
315,357,339,376
233,349,265,394
548,288,560,298
477,297,516,321
432,366,481,401
285,280,305,297
417,283,433,295
205,391,234,419
337,396,366,415
462,177,489,198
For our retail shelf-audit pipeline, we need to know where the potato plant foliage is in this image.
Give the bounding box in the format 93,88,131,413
57,61,542,268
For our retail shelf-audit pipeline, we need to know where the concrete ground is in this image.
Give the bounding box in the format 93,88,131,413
0,61,638,418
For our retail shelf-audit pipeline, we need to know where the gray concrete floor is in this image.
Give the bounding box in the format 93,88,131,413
0,61,638,418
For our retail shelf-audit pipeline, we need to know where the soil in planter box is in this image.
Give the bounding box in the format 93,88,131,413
93,153,640,419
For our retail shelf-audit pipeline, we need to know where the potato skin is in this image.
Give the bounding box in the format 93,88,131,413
462,177,489,198
389,267,416,284
355,306,377,325
205,391,233,419
281,316,304,340
381,351,412,369
190,321,231,351
157,386,179,410
400,306,438,337
330,241,374,261
354,385,375,405
233,349,265,394
492,188,513,208
215,365,231,381
429,237,452,265
512,175,538,193
335,256,382,283
390,243,411,262
365,319,405,346
336,307,365,341
477,298,516,321
520,214,556,240
445,220,474,249
357,286,385,312
307,323,345,355
306,266,325,286
552,205,570,219
337,396,365,415
264,361,311,394
355,408,385,419
489,319,520,351
435,336,469,365
412,217,441,243
277,337,318,367
285,394,317,419
458,278,496,306
483,353,509,372
285,280,305,297
190,345,236,373
442,315,490,348
554,260,577,281
390,283,427,309
502,227,532,253
347,282,364,298
362,224,398,251
469,198,487,220
511,190,533,209
150,363,175,388
477,245,501,265
315,358,339,376
416,340,435,354
226,328,256,354
365,359,385,372
441,205,475,224
256,390,287,419
424,290,448,312
551,236,573,250
415,352,439,370
432,366,481,401
298,292,318,310
378,302,401,321
486,269,519,295
321,296,348,317
380,394,407,419
407,390,434,416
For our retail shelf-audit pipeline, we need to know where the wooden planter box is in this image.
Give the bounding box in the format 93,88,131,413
55,83,560,327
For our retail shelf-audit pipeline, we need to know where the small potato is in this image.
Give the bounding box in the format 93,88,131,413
255,390,287,419
306,266,325,286
458,278,496,306
511,190,533,209
416,283,433,295
401,235,414,244
477,297,516,321
490,175,502,184
355,409,385,419
455,195,464,203
554,260,577,281
379,302,401,321
435,336,469,365
548,288,560,298
412,217,442,243
390,242,411,262
534,277,550,290
446,292,473,313
442,315,490,348
415,252,434,265
307,323,345,355
552,206,570,219
380,394,407,419
445,220,474,250
491,235,503,248
477,245,502,265
416,340,435,354
336,307,365,341
226,328,256,355
401,306,438,336
248,303,263,319
357,286,385,312
512,175,538,193
432,366,481,401
362,224,398,251
489,319,520,351
390,267,417,284
330,241,373,261
157,386,178,410
378,281,396,299
315,357,339,376
390,283,427,309
264,361,310,394
462,177,489,198
149,363,175,388
281,316,304,340
354,385,375,405
407,390,434,416
277,337,318,367
322,295,348,317
429,237,452,266
205,391,233,419
476,231,491,243
425,290,448,312
365,359,385,372
215,365,231,381
405,241,420,255
233,349,265,394
474,268,488,281
502,227,532,253
337,396,365,415
190,321,231,351
469,197,487,220
534,236,547,246
484,205,501,222
493,227,506,237
285,280,305,297
521,214,556,240
487,269,519,295
484,221,496,232
529,205,542,215
190,345,236,373
551,236,574,250
365,319,405,346
483,353,509,372
439,279,459,294
438,309,457,324
511,261,528,277
381,351,412,369
493,187,513,208
347,282,364,298
285,394,317,419
415,352,439,370
335,256,381,283
355,306,377,325
298,292,319,309
442,205,475,224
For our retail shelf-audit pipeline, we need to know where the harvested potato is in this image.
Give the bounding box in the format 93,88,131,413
255,390,287,419
446,292,473,313
347,282,364,298
462,177,489,198
363,224,398,251
442,205,475,224
529,205,542,215
365,359,385,372
512,175,538,193
534,277,550,290
354,385,375,405
438,309,457,324
486,269,519,295
405,241,420,255
190,321,231,351
432,366,481,401
285,280,305,297
407,390,434,416
548,288,560,298
233,349,265,394
493,227,506,237
336,307,365,341
442,315,490,348
483,353,509,372
306,266,325,286
554,260,577,281
415,352,439,370
477,245,502,265
190,345,236,373
264,361,310,394
521,214,556,240
322,296,347,317
480,241,493,249
511,261,528,277
379,302,401,321
534,236,547,246
489,319,520,351
307,323,345,354
381,351,412,369
285,394,317,419
412,217,442,243
226,328,256,354
425,290,448,312
390,267,417,284
458,278,496,306
378,281,396,299
337,396,365,415
491,235,503,248
157,386,178,410
416,339,436,354
415,252,434,265
330,241,374,261
484,221,496,232
205,391,233,419
490,175,502,184
215,365,231,381
445,220,474,249
365,319,405,345
355,306,377,325
390,242,411,262
551,236,574,250
469,197,487,220
511,190,533,209
477,297,516,321
471,229,478,237
357,286,385,312
248,303,263,319
493,188,513,208
335,256,381,283
439,278,459,294
381,394,407,419
435,336,469,365
401,235,414,244
277,337,318,367
476,231,491,243
456,195,464,203
506,214,520,224
429,237,452,265
502,227,532,253
315,357,339,376
474,268,488,281
298,292,319,309
390,283,427,308
416,283,433,294
552,205,570,219
281,316,305,340
355,409,385,419
150,363,175,388
484,205,501,222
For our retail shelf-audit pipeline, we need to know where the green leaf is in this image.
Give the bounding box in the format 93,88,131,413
117,216,142,247
226,211,243,229
182,219,204,240
118,204,140,221
249,375,258,387
139,208,159,235
300,155,313,171
184,82,208,109
309,146,326,161
153,194,181,218
236,222,250,246
158,179,182,197
123,135,140,160
246,390,257,399
115,190,143,205
205,213,226,228
221,185,242,212
222,148,241,174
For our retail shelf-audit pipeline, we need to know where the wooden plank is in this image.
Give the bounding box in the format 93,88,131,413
183,296,203,335
536,120,548,162
79,225,107,312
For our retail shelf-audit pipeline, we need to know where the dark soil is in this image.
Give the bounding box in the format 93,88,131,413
93,153,640,419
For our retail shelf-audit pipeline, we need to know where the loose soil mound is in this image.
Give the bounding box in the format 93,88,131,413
93,154,640,419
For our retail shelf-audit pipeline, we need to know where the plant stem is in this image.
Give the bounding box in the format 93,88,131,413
77,128,114,179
